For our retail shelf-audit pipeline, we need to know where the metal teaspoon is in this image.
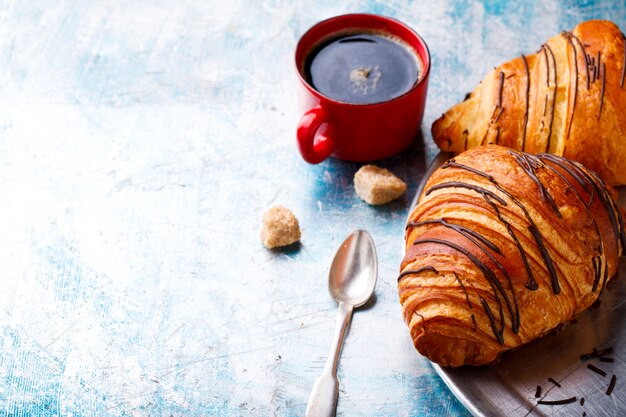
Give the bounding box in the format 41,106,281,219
305,230,378,417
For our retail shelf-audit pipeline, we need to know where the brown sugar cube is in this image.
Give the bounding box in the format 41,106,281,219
354,165,407,205
261,205,301,248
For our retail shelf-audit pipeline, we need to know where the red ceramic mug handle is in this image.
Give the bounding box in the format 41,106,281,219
297,106,337,164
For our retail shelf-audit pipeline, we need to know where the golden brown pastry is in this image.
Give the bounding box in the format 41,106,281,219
432,20,626,186
399,145,624,367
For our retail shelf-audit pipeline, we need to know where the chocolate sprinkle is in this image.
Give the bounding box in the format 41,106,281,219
580,346,614,360
587,363,607,377
600,357,615,363
580,397,585,406
535,385,542,398
606,375,617,395
548,377,561,387
538,396,577,405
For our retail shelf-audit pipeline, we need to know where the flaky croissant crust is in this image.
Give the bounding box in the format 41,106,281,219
432,20,626,186
399,145,624,367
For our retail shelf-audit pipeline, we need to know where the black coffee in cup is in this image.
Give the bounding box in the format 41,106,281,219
304,32,421,104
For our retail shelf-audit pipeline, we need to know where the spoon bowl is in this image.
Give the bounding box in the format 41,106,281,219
329,230,378,307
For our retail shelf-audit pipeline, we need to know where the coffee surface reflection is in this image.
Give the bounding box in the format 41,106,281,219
304,33,421,104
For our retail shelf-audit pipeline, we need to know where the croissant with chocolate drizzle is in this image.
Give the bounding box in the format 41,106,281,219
432,20,626,186
399,145,624,367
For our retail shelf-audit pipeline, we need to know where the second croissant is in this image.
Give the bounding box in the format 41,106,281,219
432,20,626,186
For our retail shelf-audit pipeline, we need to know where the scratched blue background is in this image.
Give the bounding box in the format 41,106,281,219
0,1,625,416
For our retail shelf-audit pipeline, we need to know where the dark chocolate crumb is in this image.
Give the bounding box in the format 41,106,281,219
606,374,617,395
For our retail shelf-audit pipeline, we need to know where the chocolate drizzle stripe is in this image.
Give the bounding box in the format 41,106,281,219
528,224,560,294
596,51,601,80
567,31,590,89
521,54,530,151
453,271,474,312
412,238,514,344
538,154,605,292
542,46,550,87
425,181,507,206
479,130,488,146
442,159,495,182
544,43,557,153
398,265,439,281
599,62,606,117
563,34,579,148
621,33,626,88
573,160,626,253
510,151,562,218
538,153,590,192
494,107,504,123
497,71,505,108
408,218,502,255
592,256,602,292
598,258,610,297
480,297,503,344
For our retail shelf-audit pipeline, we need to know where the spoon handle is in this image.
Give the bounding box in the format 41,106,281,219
305,301,354,417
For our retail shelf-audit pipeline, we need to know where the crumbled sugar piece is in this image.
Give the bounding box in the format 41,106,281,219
261,205,301,248
354,165,407,205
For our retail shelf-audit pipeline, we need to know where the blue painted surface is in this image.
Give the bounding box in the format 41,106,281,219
0,1,624,416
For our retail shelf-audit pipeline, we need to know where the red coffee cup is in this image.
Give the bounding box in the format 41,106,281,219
295,14,430,164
